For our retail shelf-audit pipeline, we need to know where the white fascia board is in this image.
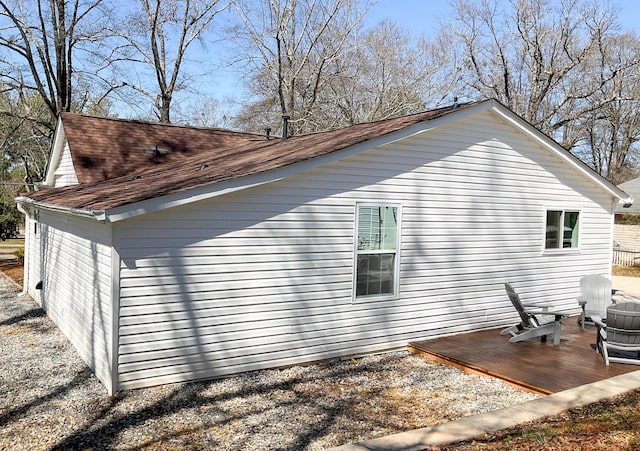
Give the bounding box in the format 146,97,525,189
489,102,633,205
43,119,66,188
103,103,492,223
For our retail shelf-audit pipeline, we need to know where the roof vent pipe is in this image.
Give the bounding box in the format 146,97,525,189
265,127,272,141
282,115,290,140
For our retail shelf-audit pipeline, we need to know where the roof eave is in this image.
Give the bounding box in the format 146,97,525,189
16,196,105,222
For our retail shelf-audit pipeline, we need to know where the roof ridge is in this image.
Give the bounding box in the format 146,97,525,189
59,101,482,141
282,101,483,139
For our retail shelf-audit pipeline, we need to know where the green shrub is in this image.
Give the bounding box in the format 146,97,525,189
615,214,640,225
0,188,22,240
14,247,24,264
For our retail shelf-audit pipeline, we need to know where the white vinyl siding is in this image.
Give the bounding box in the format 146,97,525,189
52,143,79,187
25,212,41,302
113,109,615,390
36,210,114,390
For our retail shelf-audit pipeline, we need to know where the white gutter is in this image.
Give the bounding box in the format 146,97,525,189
16,196,105,222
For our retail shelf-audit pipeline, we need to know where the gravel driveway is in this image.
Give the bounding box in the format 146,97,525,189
0,275,539,450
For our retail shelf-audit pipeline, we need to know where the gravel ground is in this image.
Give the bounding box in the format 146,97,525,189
0,275,540,450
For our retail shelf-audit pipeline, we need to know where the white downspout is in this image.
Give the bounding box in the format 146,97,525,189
16,202,30,295
609,199,616,278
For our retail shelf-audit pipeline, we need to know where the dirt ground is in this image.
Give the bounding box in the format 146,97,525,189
0,260,23,286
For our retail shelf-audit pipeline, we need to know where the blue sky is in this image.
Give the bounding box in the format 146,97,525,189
366,0,452,37
368,0,640,36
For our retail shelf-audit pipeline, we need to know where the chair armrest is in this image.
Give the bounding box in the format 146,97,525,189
591,315,606,328
592,315,607,342
524,309,568,318
523,304,552,311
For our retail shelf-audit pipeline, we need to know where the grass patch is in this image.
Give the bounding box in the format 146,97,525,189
613,266,640,277
0,238,24,246
442,389,640,450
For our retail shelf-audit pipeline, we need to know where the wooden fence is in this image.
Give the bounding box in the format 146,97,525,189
613,249,640,267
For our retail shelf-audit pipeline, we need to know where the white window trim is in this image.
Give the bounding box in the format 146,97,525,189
353,202,402,302
542,207,582,254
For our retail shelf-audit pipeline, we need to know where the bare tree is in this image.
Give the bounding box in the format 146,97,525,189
322,20,461,127
115,0,228,123
0,88,51,187
0,0,112,188
576,34,640,183
229,0,371,135
443,0,640,183
448,0,640,148
174,96,237,127
0,0,109,121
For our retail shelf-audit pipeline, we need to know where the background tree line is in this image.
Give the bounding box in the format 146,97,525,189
1,0,640,237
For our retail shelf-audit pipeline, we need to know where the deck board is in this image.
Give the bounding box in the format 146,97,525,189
408,316,640,394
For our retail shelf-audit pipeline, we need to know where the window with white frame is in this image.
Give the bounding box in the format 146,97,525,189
545,209,580,249
355,204,400,298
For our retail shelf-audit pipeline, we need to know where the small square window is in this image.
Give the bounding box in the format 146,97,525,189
545,209,580,249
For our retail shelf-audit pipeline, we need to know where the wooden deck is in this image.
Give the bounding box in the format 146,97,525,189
408,316,640,394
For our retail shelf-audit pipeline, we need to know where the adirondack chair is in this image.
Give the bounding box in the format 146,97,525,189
577,275,613,329
593,302,640,366
501,282,567,346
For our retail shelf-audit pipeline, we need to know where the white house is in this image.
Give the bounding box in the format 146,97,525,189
17,99,631,394
614,177,640,251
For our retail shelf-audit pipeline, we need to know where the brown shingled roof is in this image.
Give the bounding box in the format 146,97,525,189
27,101,484,213
59,113,264,183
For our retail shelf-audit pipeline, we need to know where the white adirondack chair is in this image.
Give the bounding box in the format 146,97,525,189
577,275,613,329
